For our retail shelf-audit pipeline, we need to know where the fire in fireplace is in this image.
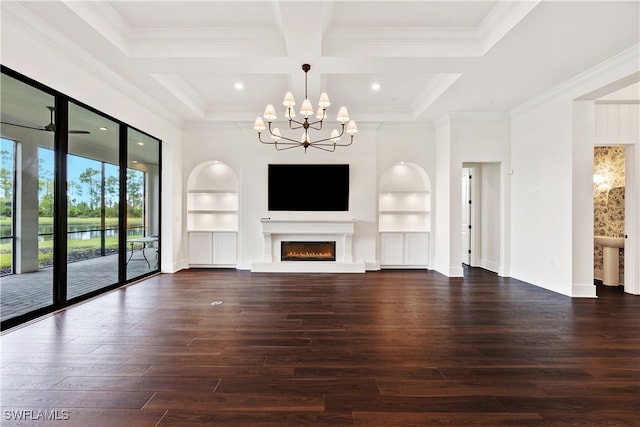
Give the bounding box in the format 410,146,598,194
281,241,336,261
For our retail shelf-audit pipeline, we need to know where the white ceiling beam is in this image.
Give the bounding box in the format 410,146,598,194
411,73,463,120
272,1,334,104
149,74,207,119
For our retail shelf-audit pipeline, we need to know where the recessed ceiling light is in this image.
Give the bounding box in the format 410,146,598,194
371,83,381,91
132,160,138,164
137,142,144,146
99,126,108,131
234,82,244,90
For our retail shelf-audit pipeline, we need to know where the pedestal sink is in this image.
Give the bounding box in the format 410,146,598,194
594,236,624,286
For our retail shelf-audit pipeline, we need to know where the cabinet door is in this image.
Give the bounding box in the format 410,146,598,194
189,232,213,264
212,232,237,265
380,233,404,265
404,233,429,266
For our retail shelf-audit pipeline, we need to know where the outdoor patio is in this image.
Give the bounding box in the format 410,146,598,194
0,250,157,323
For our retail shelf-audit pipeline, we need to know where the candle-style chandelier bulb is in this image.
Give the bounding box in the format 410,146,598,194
336,107,350,124
299,99,314,118
283,92,296,108
318,92,331,108
346,120,358,135
263,104,277,121
253,117,265,132
330,129,341,142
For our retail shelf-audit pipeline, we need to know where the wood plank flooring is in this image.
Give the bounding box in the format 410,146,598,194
1,268,639,426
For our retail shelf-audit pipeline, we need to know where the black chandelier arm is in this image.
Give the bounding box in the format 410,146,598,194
305,120,324,131
308,143,337,153
286,120,306,130
310,134,354,148
258,132,300,147
274,142,304,151
265,122,303,140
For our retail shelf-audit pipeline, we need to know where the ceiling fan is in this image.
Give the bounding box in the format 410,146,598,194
1,106,91,134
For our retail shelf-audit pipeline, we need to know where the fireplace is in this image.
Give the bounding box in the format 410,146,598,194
281,241,336,261
252,219,365,272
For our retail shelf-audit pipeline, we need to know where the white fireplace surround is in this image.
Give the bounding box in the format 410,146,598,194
251,219,365,273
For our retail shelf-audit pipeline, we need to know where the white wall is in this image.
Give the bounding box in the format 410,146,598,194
480,163,502,273
2,16,185,272
433,117,452,275
434,115,511,277
181,122,435,270
182,123,383,269
510,47,639,296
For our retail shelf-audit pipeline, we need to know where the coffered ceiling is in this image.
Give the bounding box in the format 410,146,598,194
2,1,639,128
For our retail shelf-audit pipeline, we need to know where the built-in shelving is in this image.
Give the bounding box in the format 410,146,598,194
187,161,239,267
378,163,431,268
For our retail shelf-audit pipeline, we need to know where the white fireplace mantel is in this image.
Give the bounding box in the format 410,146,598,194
251,219,365,273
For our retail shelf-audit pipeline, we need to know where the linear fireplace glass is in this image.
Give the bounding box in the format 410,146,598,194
281,241,336,261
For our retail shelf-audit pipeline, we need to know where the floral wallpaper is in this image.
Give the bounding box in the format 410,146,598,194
593,146,625,283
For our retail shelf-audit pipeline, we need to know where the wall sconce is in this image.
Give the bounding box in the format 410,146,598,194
593,174,611,191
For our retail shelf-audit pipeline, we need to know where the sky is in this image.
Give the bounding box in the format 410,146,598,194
1,138,119,204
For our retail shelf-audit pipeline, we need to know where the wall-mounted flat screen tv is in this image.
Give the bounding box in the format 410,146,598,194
268,164,349,211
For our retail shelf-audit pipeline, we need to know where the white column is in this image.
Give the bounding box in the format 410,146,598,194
16,142,40,273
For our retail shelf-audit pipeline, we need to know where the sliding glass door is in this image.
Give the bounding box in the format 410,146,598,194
0,73,56,322
1,67,161,329
126,129,161,280
66,102,121,300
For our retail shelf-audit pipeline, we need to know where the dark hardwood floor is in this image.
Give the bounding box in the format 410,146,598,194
1,268,639,426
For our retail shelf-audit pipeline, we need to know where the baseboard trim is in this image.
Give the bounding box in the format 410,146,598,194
572,283,597,298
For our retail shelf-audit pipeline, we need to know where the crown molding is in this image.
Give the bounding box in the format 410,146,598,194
323,0,540,58
477,0,541,55
2,1,183,128
64,1,285,58
511,45,640,118
61,0,538,59
447,112,511,121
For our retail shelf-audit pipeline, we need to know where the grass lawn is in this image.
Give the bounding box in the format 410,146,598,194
1,217,144,270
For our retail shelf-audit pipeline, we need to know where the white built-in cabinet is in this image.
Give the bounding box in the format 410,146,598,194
379,163,431,268
187,161,238,268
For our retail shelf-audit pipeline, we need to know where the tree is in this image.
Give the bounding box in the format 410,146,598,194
126,168,144,218
0,148,14,218
104,174,119,218
79,167,101,216
38,154,54,218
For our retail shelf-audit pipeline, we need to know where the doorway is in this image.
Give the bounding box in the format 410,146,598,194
461,163,502,275
593,146,625,287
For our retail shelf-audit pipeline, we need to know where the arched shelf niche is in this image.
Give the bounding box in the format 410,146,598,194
186,161,238,268
378,162,431,268
379,162,431,232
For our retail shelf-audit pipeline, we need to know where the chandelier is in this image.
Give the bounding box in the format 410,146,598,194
254,64,358,153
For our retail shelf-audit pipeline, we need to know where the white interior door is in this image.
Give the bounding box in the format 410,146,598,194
462,168,472,265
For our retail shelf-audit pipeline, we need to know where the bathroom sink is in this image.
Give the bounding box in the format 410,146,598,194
594,236,624,286
594,236,625,248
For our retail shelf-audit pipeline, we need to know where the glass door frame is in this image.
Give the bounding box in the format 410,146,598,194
1,65,162,330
